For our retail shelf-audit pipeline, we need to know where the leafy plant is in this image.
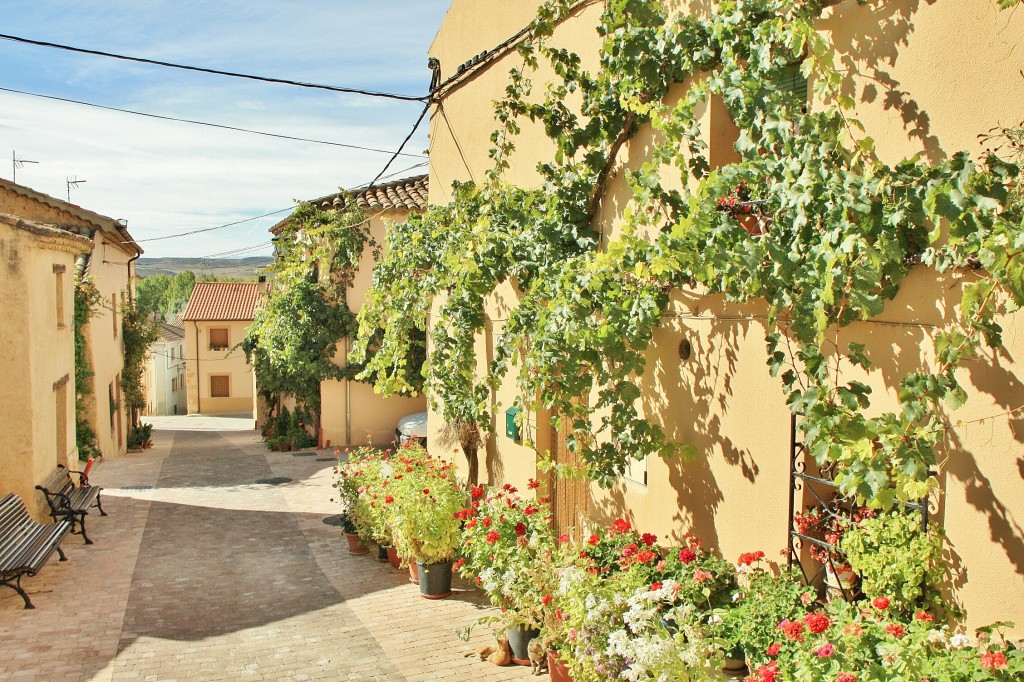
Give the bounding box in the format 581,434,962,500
120,297,160,430
841,510,944,614
73,276,102,459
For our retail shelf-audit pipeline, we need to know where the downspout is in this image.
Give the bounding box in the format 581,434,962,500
344,336,352,446
195,324,201,414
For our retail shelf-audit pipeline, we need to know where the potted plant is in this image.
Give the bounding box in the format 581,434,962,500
456,480,556,663
385,442,467,598
719,552,815,670
840,509,943,615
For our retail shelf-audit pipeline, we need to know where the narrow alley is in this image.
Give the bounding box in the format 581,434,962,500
0,416,530,681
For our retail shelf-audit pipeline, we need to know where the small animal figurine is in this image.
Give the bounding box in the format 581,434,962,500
528,637,548,676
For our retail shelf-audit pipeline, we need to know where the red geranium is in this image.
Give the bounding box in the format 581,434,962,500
679,547,697,563
737,550,766,566
803,612,831,635
765,643,781,657
514,522,527,536
885,624,906,639
485,530,500,544
641,533,658,547
780,620,806,642
980,651,1008,669
872,596,890,610
610,518,632,535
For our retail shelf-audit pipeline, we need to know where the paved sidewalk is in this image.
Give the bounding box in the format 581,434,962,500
0,418,535,681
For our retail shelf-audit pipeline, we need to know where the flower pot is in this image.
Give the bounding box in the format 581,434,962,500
506,624,540,665
547,650,572,682
408,562,419,584
386,546,403,570
825,564,858,602
722,647,748,679
344,532,369,555
376,544,389,562
417,560,452,599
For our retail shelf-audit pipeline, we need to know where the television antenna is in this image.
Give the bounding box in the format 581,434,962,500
66,176,87,202
12,151,38,183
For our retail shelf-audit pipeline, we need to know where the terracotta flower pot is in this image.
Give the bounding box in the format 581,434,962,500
408,562,419,584
344,532,369,555
547,650,572,682
386,546,403,570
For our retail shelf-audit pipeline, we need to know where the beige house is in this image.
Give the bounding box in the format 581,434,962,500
183,281,262,415
142,316,187,416
269,176,428,447
0,178,141,460
425,0,1024,635
0,213,92,519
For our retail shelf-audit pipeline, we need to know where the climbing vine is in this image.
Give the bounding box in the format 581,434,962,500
74,276,102,459
355,0,1024,503
120,297,159,431
243,196,376,434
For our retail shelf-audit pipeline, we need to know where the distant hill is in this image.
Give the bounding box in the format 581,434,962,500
136,257,273,279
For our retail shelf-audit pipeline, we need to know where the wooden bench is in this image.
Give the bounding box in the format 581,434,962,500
0,493,71,609
35,464,107,545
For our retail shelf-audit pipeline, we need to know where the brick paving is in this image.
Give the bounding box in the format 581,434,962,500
0,416,536,681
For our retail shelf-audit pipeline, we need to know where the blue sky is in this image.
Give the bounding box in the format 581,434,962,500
0,1,451,258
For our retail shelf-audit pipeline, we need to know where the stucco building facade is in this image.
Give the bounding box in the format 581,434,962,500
0,179,141,461
424,0,1024,635
142,316,187,416
0,213,92,519
183,281,261,415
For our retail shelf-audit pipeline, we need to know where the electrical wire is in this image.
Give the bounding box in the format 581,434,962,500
364,102,430,191
0,86,427,158
0,32,428,102
132,207,296,243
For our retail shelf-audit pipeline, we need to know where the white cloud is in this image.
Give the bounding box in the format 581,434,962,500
0,0,448,258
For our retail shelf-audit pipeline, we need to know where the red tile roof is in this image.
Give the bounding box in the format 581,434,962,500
183,282,262,321
270,174,427,235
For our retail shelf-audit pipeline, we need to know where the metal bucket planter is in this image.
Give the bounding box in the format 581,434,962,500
506,624,540,665
417,560,453,598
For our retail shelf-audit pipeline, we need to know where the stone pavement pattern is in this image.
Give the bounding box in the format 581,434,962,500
0,415,535,681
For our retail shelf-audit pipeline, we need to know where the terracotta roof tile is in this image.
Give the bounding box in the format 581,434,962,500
270,174,427,235
182,282,262,321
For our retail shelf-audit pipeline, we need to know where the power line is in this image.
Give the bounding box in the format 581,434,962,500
365,103,430,191
0,86,427,158
133,207,296,244
0,32,428,102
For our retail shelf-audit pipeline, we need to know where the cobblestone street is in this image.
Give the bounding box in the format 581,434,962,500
0,416,532,681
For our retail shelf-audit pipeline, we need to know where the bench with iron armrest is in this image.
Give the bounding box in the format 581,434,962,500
35,464,106,544
0,493,71,609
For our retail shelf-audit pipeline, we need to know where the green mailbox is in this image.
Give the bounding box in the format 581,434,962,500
505,406,522,441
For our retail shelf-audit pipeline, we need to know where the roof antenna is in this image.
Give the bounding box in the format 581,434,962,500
12,151,38,183
66,176,87,202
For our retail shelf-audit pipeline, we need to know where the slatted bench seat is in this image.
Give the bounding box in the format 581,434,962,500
35,464,106,545
0,493,71,609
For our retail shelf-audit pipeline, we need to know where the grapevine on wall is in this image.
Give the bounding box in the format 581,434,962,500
352,0,1024,505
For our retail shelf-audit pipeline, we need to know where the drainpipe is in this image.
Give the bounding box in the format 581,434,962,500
195,324,201,414
344,336,351,446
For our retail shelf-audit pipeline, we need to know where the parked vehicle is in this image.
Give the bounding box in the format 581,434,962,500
396,412,427,446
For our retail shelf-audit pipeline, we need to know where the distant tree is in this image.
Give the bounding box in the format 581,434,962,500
135,270,251,316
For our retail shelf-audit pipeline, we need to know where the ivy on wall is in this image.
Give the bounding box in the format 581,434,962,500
74,276,102,459
353,0,1024,505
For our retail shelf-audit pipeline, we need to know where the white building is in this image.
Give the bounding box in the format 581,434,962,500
143,316,187,416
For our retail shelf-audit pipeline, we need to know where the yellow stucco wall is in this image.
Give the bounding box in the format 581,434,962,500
426,0,1024,634
0,186,135,459
184,320,255,415
0,217,88,519
318,207,427,447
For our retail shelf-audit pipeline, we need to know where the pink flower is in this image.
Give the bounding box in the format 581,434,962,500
693,569,713,582
872,596,890,610
765,643,781,657
816,643,834,658
836,674,857,682
980,651,1007,669
886,624,906,639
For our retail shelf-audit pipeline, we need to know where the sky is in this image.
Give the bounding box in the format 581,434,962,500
0,1,452,259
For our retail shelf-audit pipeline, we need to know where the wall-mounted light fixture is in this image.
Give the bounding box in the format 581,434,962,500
678,338,692,361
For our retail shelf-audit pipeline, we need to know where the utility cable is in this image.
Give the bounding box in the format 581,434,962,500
0,86,427,157
0,33,428,102
132,208,295,243
364,102,430,191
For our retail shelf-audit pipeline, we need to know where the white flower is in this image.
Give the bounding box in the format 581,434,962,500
731,592,741,602
950,633,970,649
927,629,948,645
707,613,724,625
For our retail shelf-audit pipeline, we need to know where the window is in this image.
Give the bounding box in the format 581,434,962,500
170,346,175,361
210,375,230,398
171,377,177,392
53,264,66,328
209,328,229,350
